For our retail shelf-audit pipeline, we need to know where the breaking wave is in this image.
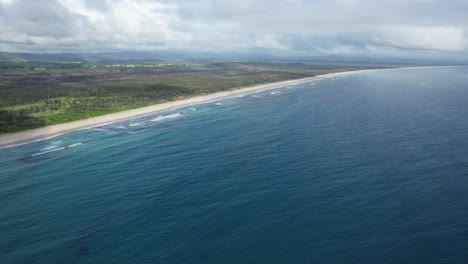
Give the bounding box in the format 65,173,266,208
150,113,182,122
31,143,83,157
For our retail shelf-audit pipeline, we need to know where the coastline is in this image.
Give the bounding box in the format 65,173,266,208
0,69,376,147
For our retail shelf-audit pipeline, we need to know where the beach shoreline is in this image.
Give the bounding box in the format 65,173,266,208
0,68,387,147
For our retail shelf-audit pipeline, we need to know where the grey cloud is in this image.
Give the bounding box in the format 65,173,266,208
0,0,467,61
3,0,87,38
0,38,36,45
174,0,468,57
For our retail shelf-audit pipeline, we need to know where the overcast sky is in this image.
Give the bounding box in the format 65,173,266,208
1,0,468,60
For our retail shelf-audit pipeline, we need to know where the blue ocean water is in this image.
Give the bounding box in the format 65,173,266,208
1,67,468,264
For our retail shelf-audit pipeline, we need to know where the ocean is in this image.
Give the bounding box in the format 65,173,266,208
1,67,468,264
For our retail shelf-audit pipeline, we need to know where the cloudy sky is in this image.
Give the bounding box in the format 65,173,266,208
1,0,468,60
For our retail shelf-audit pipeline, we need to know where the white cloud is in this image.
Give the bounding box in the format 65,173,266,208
56,0,178,49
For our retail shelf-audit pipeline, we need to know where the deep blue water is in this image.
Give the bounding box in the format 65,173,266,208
1,67,468,264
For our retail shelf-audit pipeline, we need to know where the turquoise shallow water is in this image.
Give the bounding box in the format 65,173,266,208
1,67,468,263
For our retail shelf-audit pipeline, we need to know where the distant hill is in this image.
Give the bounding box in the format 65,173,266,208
0,52,87,63
0,51,464,66
0,52,165,64
0,52,168,69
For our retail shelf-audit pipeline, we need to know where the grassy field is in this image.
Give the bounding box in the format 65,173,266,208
0,60,388,133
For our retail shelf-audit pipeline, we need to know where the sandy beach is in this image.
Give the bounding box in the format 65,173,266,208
0,70,368,147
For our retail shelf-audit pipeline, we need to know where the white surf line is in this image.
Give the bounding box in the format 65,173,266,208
0,133,66,150
0,67,443,147
31,143,83,157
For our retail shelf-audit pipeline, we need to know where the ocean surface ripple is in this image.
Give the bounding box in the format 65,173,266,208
1,67,468,263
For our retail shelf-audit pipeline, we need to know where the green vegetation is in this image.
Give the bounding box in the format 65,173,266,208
0,110,46,133
0,55,387,133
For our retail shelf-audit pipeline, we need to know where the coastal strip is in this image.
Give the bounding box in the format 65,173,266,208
0,69,372,147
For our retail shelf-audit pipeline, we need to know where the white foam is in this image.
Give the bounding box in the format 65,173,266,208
92,127,108,132
128,122,142,127
189,108,197,111
0,133,66,150
215,103,223,106
31,143,82,157
41,145,58,151
78,121,117,131
270,91,279,95
150,113,182,122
